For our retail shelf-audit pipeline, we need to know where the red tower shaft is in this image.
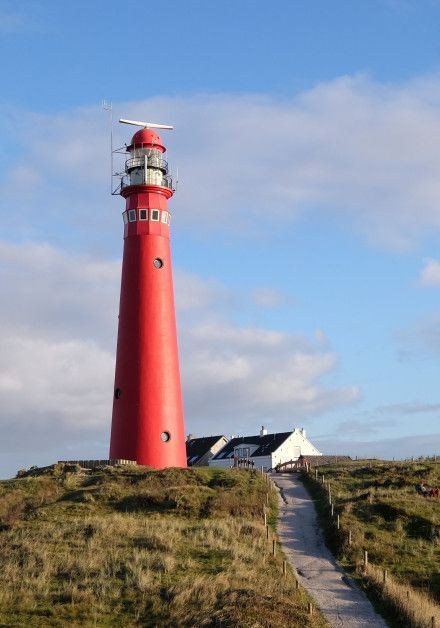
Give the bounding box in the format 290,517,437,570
109,128,187,468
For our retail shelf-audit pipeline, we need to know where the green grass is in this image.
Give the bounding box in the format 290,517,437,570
0,464,327,627
302,460,440,627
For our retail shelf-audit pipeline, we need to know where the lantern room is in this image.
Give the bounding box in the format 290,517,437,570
123,129,173,190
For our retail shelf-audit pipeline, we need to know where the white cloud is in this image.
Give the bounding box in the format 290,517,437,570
0,241,358,474
174,270,232,312
397,314,440,359
0,334,114,432
0,241,120,346
5,75,440,250
180,321,359,432
7,76,440,247
420,258,440,286
252,287,287,307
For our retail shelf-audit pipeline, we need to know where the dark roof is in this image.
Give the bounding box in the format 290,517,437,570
186,435,226,464
211,432,292,460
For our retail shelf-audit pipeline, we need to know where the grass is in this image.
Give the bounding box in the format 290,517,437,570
302,460,440,627
0,464,327,627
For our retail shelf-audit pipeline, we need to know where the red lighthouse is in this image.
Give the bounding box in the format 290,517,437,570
109,119,187,468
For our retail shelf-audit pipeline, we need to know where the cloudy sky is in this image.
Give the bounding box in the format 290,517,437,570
1,0,440,477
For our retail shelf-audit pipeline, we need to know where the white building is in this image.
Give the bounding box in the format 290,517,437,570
208,427,322,470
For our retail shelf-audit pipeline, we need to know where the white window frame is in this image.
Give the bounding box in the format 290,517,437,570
151,209,160,222
128,209,137,222
122,211,128,225
161,211,168,224
139,209,148,221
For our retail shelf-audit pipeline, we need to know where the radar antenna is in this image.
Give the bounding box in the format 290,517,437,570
119,118,173,131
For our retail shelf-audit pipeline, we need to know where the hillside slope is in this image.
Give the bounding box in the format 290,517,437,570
0,464,326,627
302,460,440,626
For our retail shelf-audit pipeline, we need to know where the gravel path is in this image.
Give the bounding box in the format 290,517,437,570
273,473,388,628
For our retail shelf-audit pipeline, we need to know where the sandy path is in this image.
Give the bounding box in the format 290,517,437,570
273,473,388,628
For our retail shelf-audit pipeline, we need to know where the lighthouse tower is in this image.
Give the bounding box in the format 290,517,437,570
109,119,187,468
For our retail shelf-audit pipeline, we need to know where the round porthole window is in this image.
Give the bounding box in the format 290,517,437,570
160,431,171,442
114,388,121,400
153,258,164,269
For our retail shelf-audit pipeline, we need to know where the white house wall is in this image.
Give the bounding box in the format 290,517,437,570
209,455,272,470
209,428,322,470
208,458,234,468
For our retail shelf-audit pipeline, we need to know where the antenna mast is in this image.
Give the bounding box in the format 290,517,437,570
102,100,113,195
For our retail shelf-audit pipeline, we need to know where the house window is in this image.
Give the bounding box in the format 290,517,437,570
139,209,148,221
128,209,137,222
161,211,168,224
151,209,160,221
122,211,128,225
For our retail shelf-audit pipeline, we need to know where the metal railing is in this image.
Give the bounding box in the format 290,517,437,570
125,155,168,172
120,174,174,191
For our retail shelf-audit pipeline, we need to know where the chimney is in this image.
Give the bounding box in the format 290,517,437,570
260,426,267,437
300,428,306,438
187,433,195,442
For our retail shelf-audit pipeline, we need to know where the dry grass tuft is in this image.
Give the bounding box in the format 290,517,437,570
363,562,440,628
0,465,326,627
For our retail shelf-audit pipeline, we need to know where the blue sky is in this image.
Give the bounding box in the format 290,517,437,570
1,0,440,477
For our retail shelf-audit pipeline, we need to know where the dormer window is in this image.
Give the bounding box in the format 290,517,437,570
128,209,137,222
139,209,148,221
151,209,160,221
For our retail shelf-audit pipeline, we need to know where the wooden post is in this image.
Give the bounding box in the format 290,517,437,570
406,590,410,600
331,503,334,517
308,602,313,616
322,474,325,484
383,569,387,584
363,550,368,568
266,525,269,540
348,529,352,545
266,492,269,506
264,512,267,526
431,616,435,628
272,539,276,556
337,514,340,530
295,578,299,589
283,560,287,577
315,468,318,480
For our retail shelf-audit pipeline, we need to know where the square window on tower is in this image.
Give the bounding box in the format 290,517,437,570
128,209,137,222
122,211,128,225
161,211,168,224
139,209,148,221
151,209,160,222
